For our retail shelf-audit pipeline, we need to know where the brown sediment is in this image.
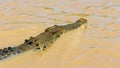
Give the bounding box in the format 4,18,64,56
0,18,87,60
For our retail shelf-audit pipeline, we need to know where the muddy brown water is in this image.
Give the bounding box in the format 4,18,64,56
0,0,120,68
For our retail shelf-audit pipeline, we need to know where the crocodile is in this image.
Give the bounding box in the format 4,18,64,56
0,18,87,60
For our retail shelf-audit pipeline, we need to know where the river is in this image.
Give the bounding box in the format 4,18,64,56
0,0,120,68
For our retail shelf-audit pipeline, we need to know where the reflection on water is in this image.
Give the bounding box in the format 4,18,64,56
0,0,120,68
